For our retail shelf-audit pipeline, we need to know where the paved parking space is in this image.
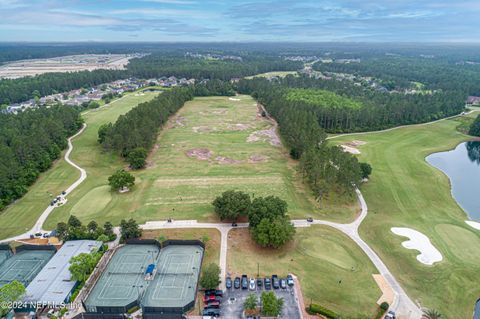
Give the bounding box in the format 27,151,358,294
220,280,301,319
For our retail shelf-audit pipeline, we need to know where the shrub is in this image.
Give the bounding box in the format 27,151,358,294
306,303,338,319
380,302,389,311
127,305,140,314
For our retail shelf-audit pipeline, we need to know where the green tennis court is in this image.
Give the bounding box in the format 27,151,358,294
0,250,54,287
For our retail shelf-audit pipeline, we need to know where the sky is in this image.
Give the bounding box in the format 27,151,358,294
0,0,479,42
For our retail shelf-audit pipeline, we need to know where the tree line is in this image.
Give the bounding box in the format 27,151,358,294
0,54,301,105
237,76,465,133
237,78,368,198
99,80,235,167
0,106,82,210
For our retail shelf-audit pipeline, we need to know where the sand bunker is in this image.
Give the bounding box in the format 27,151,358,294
391,227,443,265
192,126,213,133
185,148,212,160
340,140,367,154
247,127,281,146
466,221,480,230
229,97,241,101
215,156,242,164
340,145,361,154
248,154,269,163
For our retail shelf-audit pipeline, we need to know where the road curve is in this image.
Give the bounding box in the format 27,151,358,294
136,189,422,318
0,123,88,243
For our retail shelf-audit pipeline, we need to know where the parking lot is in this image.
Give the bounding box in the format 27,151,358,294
218,276,302,319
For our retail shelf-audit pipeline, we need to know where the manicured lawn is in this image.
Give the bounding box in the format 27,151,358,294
0,93,155,239
227,226,381,317
45,95,357,229
333,113,480,319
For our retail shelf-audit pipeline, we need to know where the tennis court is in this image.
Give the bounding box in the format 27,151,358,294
143,245,203,309
0,250,11,267
0,250,54,287
85,242,204,314
84,244,161,311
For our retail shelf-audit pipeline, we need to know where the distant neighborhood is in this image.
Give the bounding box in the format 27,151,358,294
2,76,195,114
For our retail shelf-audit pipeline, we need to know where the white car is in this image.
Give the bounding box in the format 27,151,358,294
249,278,256,290
384,311,396,319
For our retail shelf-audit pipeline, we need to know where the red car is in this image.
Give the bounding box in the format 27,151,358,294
204,301,220,308
203,295,217,302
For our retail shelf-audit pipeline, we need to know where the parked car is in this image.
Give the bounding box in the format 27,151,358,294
287,274,294,286
203,295,217,302
264,278,272,290
205,303,220,309
241,275,248,289
204,297,221,305
232,222,238,227
62,191,66,195
280,278,287,289
307,217,314,222
234,277,241,289
226,276,232,289
205,289,223,297
272,275,280,289
203,308,220,316
257,278,263,288
384,311,396,319
249,278,256,290
205,300,220,306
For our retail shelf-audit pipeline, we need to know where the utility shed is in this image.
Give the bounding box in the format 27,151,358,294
24,240,102,306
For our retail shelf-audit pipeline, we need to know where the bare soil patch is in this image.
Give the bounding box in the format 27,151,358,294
248,154,269,163
215,156,243,164
227,123,250,131
247,127,281,146
192,126,213,133
185,148,212,160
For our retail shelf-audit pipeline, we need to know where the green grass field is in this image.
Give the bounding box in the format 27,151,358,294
45,95,357,229
0,92,157,239
244,71,298,79
228,226,381,317
333,113,480,318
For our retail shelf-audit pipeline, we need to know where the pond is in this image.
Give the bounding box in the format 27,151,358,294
426,141,480,221
475,299,480,319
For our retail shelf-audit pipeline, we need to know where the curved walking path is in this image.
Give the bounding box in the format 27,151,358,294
0,123,87,243
136,188,422,318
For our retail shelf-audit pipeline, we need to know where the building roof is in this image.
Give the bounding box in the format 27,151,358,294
24,240,102,305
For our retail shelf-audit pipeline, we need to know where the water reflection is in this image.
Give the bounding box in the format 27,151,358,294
466,141,480,165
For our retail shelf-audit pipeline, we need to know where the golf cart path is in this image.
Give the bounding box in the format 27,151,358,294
0,123,87,243
137,188,422,318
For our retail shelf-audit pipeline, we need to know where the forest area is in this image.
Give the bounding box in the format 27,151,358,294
237,76,465,133
0,106,82,210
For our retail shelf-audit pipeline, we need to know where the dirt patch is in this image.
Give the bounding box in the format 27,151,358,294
350,140,367,146
215,156,243,164
248,154,269,163
372,274,394,306
227,123,250,131
247,127,281,146
229,97,241,101
192,126,213,133
186,148,212,160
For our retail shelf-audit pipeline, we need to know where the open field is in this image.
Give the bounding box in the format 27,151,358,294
244,71,298,79
333,113,480,318
45,95,357,229
227,226,381,317
0,54,139,79
0,92,156,239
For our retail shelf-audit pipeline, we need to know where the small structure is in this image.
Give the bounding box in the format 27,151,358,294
144,263,156,280
22,240,102,309
467,96,480,106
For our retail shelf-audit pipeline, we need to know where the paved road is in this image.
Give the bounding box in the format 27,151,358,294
0,123,88,243
137,189,422,318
